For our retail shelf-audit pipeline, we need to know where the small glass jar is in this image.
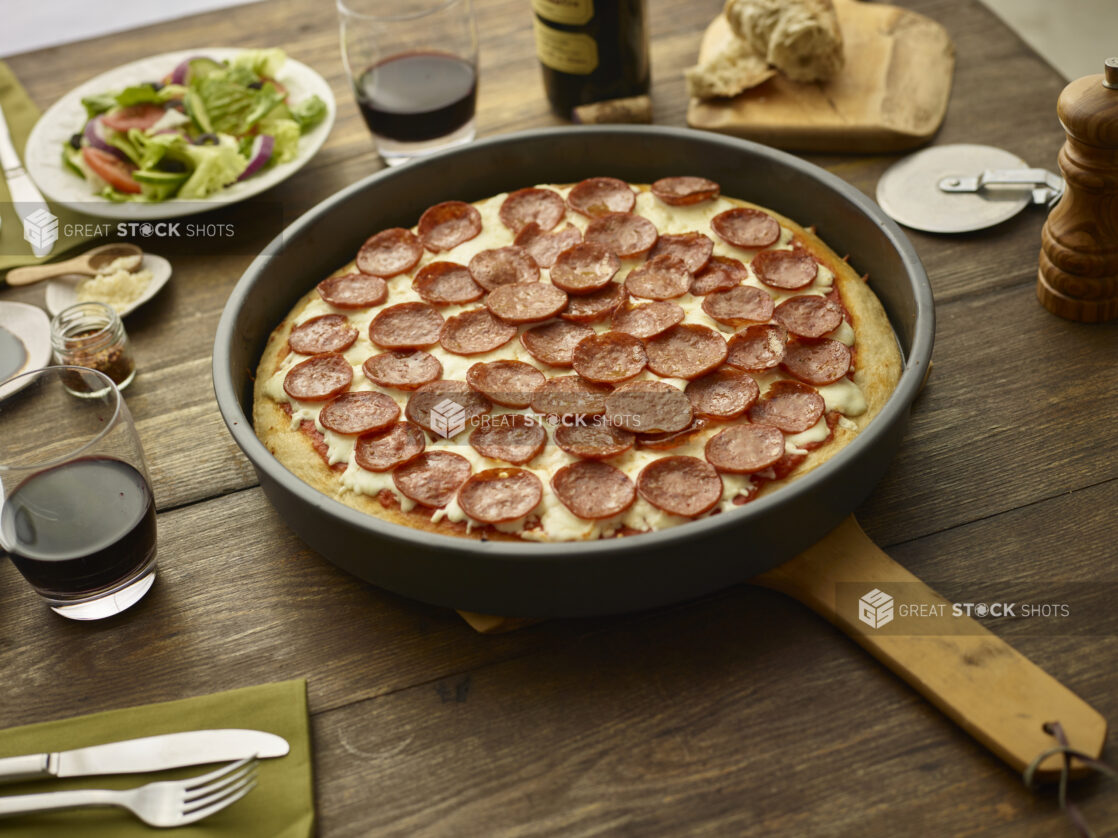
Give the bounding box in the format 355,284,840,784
50,302,136,394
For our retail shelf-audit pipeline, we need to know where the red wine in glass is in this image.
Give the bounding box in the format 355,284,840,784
1,456,156,599
355,52,477,146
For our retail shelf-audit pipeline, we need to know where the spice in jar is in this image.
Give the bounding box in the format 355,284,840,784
50,302,136,393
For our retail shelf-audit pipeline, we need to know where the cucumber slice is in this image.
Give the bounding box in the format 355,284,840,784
188,57,224,82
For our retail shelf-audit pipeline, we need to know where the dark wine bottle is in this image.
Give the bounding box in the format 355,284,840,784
532,0,650,119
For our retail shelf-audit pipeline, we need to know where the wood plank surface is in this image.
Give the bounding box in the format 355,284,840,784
2,0,1117,835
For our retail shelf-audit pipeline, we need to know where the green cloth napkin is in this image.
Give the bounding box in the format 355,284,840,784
0,679,315,837
0,60,99,275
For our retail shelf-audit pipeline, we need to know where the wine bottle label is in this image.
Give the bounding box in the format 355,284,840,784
531,0,594,26
533,19,599,75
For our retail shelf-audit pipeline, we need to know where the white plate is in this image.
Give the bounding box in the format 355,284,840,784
0,302,53,400
25,48,336,220
44,253,173,318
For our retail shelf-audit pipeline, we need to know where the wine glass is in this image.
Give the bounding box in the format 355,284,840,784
0,366,157,620
337,0,479,165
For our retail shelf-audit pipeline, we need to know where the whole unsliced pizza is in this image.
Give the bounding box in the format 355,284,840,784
254,176,902,542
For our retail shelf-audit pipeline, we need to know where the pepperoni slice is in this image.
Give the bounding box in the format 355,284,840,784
562,282,625,323
485,282,568,324
554,422,634,460
417,201,483,252
356,228,423,277
624,254,692,301
649,233,714,274
752,248,818,290
781,339,851,385
521,320,594,367
458,468,543,524
317,272,388,309
466,360,546,408
288,314,358,355
439,307,518,355
711,208,781,249
705,424,786,474
362,350,442,391
685,368,760,420
584,212,658,259
318,391,400,435
645,324,729,380
500,187,566,233
701,285,775,326
636,417,708,450
774,294,845,339
726,324,787,372
550,242,620,294
369,302,444,349
637,456,723,517
514,223,582,268
354,421,426,472
567,177,636,218
405,380,492,435
651,176,720,206
749,379,825,433
468,246,540,290
469,414,547,465
572,331,647,384
605,380,692,434
283,353,353,401
551,461,636,520
414,261,484,305
610,300,685,339
530,375,610,419
691,255,747,296
393,451,472,508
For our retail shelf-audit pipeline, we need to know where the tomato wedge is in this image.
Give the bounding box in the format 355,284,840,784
81,147,142,194
101,103,165,133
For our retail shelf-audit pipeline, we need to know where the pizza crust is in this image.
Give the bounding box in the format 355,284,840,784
254,186,902,541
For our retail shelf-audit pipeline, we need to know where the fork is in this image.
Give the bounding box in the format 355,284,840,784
0,756,258,827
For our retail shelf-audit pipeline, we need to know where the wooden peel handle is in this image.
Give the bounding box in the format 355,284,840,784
755,517,1108,782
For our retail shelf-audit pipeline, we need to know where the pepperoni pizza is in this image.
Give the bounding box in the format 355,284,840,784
254,177,902,542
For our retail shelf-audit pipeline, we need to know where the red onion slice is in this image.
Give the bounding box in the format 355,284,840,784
238,133,275,181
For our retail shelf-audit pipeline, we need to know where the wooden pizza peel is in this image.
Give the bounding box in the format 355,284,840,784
686,0,955,153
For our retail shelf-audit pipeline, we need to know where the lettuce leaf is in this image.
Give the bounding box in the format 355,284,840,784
81,93,117,119
290,95,326,132
176,135,248,199
230,48,286,79
258,118,301,164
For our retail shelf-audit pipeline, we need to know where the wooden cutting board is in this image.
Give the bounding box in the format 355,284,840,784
686,0,955,152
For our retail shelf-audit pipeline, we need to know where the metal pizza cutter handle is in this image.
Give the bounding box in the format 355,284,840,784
876,143,1064,233
755,517,1107,782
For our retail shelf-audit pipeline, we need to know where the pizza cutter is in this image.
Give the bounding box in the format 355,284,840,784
876,144,1064,234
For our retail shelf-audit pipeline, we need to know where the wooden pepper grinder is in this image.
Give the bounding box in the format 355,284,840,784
1037,58,1118,322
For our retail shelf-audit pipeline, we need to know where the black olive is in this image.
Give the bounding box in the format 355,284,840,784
195,133,219,145
247,81,263,90
69,133,82,149
149,81,164,92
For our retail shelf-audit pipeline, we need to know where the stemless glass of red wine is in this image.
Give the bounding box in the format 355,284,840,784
0,366,157,621
337,0,479,165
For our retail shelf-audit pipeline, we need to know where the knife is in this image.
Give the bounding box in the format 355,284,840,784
0,101,55,259
0,729,289,784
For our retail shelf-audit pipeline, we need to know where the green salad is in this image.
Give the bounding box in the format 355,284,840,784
64,49,327,202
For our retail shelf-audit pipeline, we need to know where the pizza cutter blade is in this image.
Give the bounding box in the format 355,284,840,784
876,144,1059,234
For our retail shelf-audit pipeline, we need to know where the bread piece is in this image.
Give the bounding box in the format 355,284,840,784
724,0,844,83
686,38,777,99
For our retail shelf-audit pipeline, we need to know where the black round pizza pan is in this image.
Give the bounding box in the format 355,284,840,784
213,126,934,617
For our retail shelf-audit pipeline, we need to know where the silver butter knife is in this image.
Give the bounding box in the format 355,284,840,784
0,101,55,258
0,729,289,784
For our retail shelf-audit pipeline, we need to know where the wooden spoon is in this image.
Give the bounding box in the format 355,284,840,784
6,243,144,287
461,517,1107,782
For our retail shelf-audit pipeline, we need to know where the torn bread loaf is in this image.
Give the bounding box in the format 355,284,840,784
685,37,777,99
724,0,844,83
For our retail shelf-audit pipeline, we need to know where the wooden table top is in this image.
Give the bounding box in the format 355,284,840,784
3,0,1117,835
